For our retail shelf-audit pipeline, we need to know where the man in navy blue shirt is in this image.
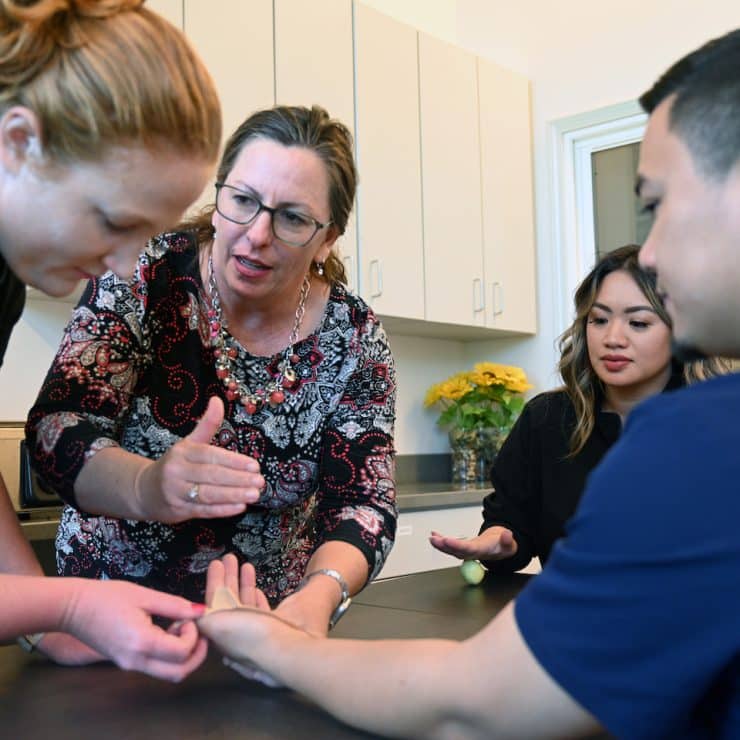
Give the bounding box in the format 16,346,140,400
199,29,740,739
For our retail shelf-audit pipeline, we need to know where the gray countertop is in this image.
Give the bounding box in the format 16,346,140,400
396,482,489,511
16,484,488,538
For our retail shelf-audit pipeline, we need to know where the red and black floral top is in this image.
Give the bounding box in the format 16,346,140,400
26,233,397,603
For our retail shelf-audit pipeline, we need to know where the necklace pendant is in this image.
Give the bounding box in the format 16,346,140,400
281,367,298,389
269,389,285,405
206,257,311,418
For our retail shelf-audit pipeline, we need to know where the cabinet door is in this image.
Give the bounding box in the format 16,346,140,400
377,506,542,579
185,0,274,161
377,507,482,579
274,0,358,291
479,59,537,334
353,4,424,319
146,0,182,28
419,33,484,327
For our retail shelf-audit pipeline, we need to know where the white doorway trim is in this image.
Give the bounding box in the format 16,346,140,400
550,101,647,328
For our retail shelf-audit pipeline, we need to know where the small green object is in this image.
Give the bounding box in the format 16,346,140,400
460,559,486,585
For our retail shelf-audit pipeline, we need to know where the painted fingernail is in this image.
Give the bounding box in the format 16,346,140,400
191,603,207,614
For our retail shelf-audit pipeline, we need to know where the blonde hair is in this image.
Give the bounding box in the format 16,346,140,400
181,105,356,285
0,0,221,163
558,244,729,456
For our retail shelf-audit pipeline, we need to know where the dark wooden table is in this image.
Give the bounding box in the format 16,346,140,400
0,569,604,739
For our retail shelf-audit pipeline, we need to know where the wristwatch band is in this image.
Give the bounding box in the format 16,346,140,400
299,568,352,629
17,632,45,653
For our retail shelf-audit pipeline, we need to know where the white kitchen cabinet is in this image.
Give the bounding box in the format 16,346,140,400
146,0,182,28
184,0,274,157
353,4,425,320
418,33,485,328
378,506,483,579
274,0,358,290
275,0,354,127
479,59,537,334
161,2,537,337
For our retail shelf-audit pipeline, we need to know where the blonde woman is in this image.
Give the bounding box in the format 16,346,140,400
430,244,725,572
0,0,221,679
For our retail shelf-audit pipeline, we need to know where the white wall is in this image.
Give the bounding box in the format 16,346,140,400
360,0,459,44
388,333,466,453
1,298,72,421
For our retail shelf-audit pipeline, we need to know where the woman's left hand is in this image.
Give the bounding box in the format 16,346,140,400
202,554,308,688
205,554,270,612
203,554,330,636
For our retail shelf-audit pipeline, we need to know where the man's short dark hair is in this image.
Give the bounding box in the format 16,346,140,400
639,29,740,180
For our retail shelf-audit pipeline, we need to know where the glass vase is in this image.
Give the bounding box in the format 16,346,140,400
449,427,505,487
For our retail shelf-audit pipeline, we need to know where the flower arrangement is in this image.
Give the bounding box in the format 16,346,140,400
425,362,532,485
424,362,531,435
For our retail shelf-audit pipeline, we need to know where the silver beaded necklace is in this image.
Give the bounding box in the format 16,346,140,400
206,255,309,414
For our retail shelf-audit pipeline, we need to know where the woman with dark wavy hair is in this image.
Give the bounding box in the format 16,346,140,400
430,243,726,572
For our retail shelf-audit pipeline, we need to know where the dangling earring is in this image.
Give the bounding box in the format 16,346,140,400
314,260,325,276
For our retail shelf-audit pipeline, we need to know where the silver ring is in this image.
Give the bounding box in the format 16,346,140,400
186,484,200,502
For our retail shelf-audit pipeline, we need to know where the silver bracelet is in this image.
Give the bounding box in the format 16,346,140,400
298,568,352,629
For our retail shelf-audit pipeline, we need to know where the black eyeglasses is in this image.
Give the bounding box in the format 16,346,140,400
214,182,332,247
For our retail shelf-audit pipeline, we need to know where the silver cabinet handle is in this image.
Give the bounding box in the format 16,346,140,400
369,259,383,298
473,278,485,313
343,254,353,290
492,281,504,317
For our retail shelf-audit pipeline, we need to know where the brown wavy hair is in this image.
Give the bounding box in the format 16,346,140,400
0,0,221,163
180,104,357,285
558,244,729,456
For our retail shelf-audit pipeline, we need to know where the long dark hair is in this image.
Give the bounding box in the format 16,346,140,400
558,244,728,455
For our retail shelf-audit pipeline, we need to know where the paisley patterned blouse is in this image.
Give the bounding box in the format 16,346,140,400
26,232,397,604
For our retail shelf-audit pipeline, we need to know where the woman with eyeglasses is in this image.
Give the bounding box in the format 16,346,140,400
26,105,397,636
0,0,221,678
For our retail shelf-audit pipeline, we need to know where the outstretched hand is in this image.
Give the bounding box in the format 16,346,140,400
200,554,304,687
62,579,209,682
429,526,518,561
136,396,265,523
205,554,271,612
